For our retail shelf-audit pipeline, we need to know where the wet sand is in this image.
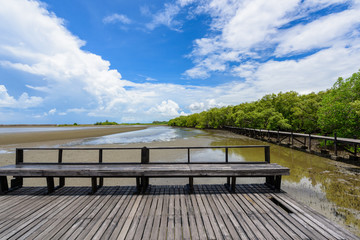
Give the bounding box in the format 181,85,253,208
0,125,148,145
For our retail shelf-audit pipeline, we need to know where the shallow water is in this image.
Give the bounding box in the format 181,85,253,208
63,126,203,146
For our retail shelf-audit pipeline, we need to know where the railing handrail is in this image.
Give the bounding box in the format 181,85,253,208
16,145,268,151
224,126,360,144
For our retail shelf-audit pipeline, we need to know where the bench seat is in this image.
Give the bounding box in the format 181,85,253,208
0,163,289,194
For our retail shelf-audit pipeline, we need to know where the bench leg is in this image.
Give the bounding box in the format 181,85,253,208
0,176,9,194
141,177,149,193
59,177,65,188
265,176,282,191
11,177,23,189
266,176,274,187
231,177,236,193
188,177,194,194
274,175,282,192
99,177,104,188
136,177,141,193
46,177,55,194
91,177,97,194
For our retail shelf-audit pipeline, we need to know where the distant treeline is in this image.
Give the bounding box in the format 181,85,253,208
94,120,168,126
94,120,118,125
169,70,360,138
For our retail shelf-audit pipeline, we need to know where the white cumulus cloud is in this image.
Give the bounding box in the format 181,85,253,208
0,85,42,108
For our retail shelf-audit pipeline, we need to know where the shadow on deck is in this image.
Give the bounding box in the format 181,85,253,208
0,184,358,239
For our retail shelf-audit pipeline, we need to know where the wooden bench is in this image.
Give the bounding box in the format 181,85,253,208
0,146,290,194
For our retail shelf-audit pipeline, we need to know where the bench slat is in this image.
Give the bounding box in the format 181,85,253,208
0,163,289,177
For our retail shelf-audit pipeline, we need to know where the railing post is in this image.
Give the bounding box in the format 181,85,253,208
16,149,24,164
98,149,103,188
355,143,357,157
99,149,103,163
265,146,270,163
225,147,228,163
58,149,63,163
141,147,150,192
141,147,150,164
334,133,337,156
188,148,190,163
309,134,312,151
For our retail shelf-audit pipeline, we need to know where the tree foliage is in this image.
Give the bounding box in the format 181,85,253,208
169,70,360,138
318,71,360,138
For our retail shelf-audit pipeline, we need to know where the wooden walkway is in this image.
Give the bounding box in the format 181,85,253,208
0,184,358,240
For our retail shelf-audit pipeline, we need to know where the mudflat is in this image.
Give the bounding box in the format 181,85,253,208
0,125,148,145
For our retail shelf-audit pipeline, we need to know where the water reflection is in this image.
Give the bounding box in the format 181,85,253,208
209,131,360,235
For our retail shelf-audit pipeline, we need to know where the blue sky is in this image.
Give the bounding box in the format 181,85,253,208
1,0,360,124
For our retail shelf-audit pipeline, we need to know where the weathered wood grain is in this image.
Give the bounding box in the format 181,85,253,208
0,185,358,240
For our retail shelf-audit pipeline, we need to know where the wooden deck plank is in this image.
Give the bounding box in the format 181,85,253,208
198,186,224,240
79,188,122,240
202,186,232,240
93,187,133,239
267,189,354,240
195,186,216,239
167,186,175,240
210,185,250,239
116,194,143,239
179,186,191,240
230,186,275,239
150,186,164,240
174,186,182,240
273,188,358,240
205,185,242,239
240,184,302,240
133,187,155,240
248,185,311,240
0,185,358,240
213,184,262,240
66,188,116,240
107,189,140,239
238,185,291,240
158,186,169,240
58,189,113,240
0,188,78,239
185,188,200,240
141,186,159,240
250,184,317,240
82,187,132,239
11,188,83,240
190,188,208,239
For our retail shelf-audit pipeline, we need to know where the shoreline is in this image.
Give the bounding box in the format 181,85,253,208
0,125,148,145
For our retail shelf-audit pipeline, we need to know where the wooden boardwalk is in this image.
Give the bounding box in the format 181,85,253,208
0,184,358,240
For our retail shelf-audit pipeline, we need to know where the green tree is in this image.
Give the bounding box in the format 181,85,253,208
318,71,360,137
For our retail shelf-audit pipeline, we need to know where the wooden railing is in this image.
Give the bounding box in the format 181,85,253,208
16,145,271,164
224,126,359,158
